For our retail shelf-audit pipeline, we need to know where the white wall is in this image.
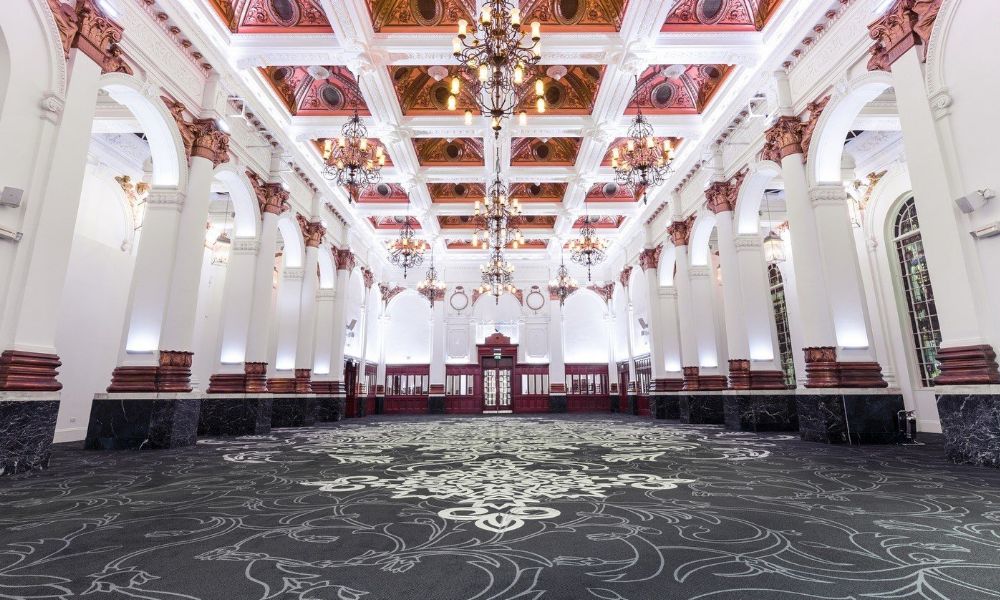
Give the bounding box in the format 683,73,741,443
563,290,609,364
385,291,431,364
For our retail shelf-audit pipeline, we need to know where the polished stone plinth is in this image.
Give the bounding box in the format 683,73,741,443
271,395,318,428
795,390,903,444
724,391,799,432
936,389,1000,467
199,395,272,436
316,395,346,422
653,393,681,419
0,392,60,475
429,394,446,415
374,394,385,415
549,393,567,413
678,393,726,424
85,393,200,450
625,393,638,415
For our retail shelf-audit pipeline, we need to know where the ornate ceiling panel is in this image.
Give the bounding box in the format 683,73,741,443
413,138,485,166
600,136,683,166
208,0,332,33
511,137,582,166
359,182,409,203
627,64,732,115
368,215,423,229
389,66,479,115
585,181,637,202
311,139,394,166
518,65,605,115
366,0,475,32
573,214,626,228
428,182,486,203
263,66,368,116
446,239,549,250
438,215,557,229
663,0,783,31
520,0,628,32
510,182,567,202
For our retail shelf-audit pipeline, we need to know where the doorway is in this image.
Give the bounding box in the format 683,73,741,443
482,355,514,413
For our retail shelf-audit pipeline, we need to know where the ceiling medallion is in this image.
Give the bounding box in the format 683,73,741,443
451,0,544,136
547,250,578,307
611,76,674,204
472,156,526,250
478,247,516,304
386,198,429,279
569,214,608,281
321,85,385,203
417,251,447,307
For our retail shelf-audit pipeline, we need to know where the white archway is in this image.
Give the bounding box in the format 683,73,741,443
688,210,717,266
735,160,782,234
212,164,261,238
628,264,650,357
276,213,305,268
385,289,431,364
563,288,610,364
657,245,677,287
317,246,335,289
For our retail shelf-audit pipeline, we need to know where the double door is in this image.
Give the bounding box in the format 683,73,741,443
481,355,514,412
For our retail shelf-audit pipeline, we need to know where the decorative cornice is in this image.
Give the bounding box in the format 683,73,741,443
231,237,259,255
809,185,848,208
296,214,326,248
317,289,336,300
867,0,942,72
145,188,185,209
734,234,762,250
638,245,663,271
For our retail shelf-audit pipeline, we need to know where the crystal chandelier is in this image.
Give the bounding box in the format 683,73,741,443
321,93,385,204
473,157,525,250
547,250,578,307
762,190,786,264
478,247,516,304
451,0,544,136
386,202,428,278
611,77,674,204
417,252,447,307
569,215,608,281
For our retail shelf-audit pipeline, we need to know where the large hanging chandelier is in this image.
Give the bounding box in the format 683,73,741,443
611,77,674,205
417,251,447,307
569,214,608,281
451,0,544,136
478,247,516,304
473,157,525,250
321,90,385,204
547,250,578,307
386,200,428,278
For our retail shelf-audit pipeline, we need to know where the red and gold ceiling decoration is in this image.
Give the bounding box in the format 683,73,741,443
663,0,783,31
389,66,479,115
312,139,393,166
439,215,557,229
585,181,637,202
263,66,368,116
511,137,582,166
369,215,422,230
209,0,332,33
517,65,605,115
509,182,567,202
428,182,486,203
414,138,485,166
520,0,628,32
447,238,549,250
627,64,732,115
601,136,682,166
366,0,475,32
573,214,626,228
358,182,409,203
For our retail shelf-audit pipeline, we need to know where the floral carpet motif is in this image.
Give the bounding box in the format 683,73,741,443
2,415,1000,599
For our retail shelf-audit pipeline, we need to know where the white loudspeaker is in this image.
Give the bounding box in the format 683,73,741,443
0,187,23,208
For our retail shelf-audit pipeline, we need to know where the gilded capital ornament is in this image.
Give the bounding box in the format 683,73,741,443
667,215,696,247
761,116,805,163
638,245,663,271
296,214,326,248
48,0,133,75
867,0,942,72
247,170,290,216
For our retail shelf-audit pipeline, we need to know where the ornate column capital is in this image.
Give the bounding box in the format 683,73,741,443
667,215,696,247
296,214,326,248
867,0,942,72
145,187,185,212
247,170,290,216
48,0,133,75
761,116,805,163
619,265,634,289
163,98,231,167
705,171,745,214
638,245,663,271
361,266,375,288
334,247,357,272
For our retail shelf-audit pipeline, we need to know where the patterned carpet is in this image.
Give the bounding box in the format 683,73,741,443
2,415,1000,600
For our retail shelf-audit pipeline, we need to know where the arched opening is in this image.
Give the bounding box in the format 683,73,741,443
472,292,522,343
767,263,796,388
563,289,609,364
271,214,306,372
628,264,650,357
343,270,366,360
385,290,431,364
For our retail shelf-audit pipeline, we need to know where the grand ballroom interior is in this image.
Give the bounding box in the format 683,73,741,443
3,0,1000,598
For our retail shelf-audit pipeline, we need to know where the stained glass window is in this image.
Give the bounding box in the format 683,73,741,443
892,197,942,386
768,264,796,387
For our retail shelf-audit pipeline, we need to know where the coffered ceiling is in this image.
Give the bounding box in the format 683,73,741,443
178,0,829,268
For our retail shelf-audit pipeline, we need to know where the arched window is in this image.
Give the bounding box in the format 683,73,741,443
768,264,796,387
892,197,942,386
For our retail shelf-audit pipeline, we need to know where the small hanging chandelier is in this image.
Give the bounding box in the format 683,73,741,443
321,84,385,203
451,0,544,136
417,251,447,307
569,214,608,281
611,76,673,204
547,250,578,307
473,156,525,250
762,190,786,264
386,200,428,278
478,247,516,304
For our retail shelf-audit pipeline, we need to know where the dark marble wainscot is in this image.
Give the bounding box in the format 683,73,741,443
795,389,903,444
85,393,201,450
625,392,638,415
653,393,681,420
723,391,799,432
428,394,446,415
548,393,567,413
0,392,60,475
936,387,1000,467
199,394,273,436
679,393,726,425
271,395,318,428
316,395,346,422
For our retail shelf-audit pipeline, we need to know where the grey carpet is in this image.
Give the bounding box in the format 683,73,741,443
2,415,1000,599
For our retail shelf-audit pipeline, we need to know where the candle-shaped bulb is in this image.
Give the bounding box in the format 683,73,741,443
452,37,461,54
519,111,527,126
464,110,473,125
513,65,523,84
535,79,544,96
530,21,540,39
360,138,368,150
481,6,490,23
478,64,489,82
626,139,635,152
646,136,655,148
458,19,467,36
447,95,457,111
450,76,460,95
510,8,520,25
338,136,346,147
536,97,545,113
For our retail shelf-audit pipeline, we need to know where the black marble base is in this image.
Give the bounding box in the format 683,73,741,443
626,393,638,415
0,397,60,475
375,395,384,415
199,396,272,436
610,395,620,413
429,395,446,415
653,394,680,420
724,394,798,432
549,394,567,413
937,393,1000,467
796,392,903,444
85,396,200,450
679,394,726,425
270,396,317,428
316,396,346,422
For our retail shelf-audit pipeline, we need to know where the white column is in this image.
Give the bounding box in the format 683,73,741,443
312,289,335,378
548,297,565,391
689,266,722,372
245,211,281,364
672,244,699,369
430,299,447,387
658,287,683,375
605,314,618,390
641,262,669,380
294,245,320,372
714,211,750,361
323,266,352,385
273,267,303,374
214,238,258,371
734,235,781,370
